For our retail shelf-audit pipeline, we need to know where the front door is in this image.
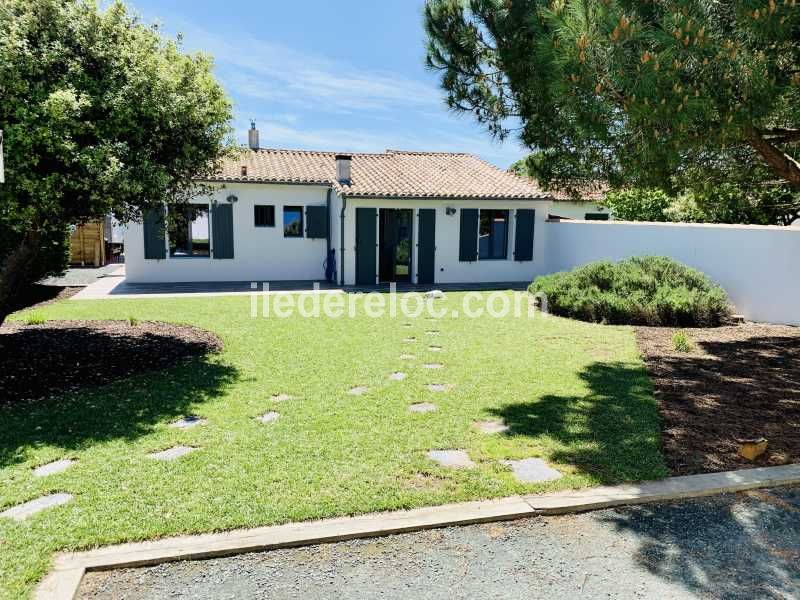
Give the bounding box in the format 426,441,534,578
379,209,413,283
356,208,377,285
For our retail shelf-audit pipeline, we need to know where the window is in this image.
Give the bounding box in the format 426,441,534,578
283,206,303,237
254,205,275,227
478,209,509,259
169,204,210,257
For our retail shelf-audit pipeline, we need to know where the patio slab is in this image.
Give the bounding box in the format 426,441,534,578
1,493,73,521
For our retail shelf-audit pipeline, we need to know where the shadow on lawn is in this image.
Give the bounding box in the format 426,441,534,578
597,488,800,598
489,361,667,484
0,356,237,469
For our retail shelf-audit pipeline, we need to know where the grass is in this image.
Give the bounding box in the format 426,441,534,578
672,330,694,353
0,292,666,598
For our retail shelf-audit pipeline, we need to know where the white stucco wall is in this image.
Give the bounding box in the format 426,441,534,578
549,201,611,220
125,183,332,283
546,220,800,325
340,198,552,286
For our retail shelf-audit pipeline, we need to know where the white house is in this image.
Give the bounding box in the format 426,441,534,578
125,125,555,286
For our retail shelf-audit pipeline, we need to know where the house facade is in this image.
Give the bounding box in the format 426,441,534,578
125,128,555,286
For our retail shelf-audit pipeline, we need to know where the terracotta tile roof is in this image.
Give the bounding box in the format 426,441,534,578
204,148,549,199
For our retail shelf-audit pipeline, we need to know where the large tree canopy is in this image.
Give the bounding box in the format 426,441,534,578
424,0,800,194
0,0,232,324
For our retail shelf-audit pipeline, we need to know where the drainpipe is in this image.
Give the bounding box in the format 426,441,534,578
325,188,332,258
339,195,347,286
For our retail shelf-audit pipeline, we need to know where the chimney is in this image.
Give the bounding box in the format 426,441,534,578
335,154,352,184
248,120,259,150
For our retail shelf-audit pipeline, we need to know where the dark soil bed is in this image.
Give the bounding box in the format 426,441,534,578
0,320,223,404
7,285,82,313
635,323,800,475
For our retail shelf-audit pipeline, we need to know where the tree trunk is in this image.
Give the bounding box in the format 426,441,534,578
0,230,42,327
745,126,800,191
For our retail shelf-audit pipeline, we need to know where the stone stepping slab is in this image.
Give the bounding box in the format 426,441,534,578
427,450,475,469
427,383,454,392
399,354,416,360
270,394,292,402
425,331,441,336
389,372,407,381
501,458,563,483
428,346,442,352
403,337,417,343
33,459,76,477
1,493,73,521
257,411,280,424
409,402,436,413
423,363,444,369
473,420,510,434
169,416,206,429
148,446,197,461
348,386,368,396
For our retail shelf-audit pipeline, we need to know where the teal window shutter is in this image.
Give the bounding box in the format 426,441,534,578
513,209,535,261
305,205,329,239
143,207,166,260
459,209,478,262
212,203,234,259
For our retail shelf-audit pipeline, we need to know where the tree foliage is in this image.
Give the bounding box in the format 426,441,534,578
424,0,800,194
0,0,232,323
603,188,673,221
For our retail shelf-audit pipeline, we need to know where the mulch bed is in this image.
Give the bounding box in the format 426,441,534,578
7,285,82,313
0,320,223,404
635,323,800,476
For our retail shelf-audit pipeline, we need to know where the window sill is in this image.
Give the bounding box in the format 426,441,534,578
169,255,211,259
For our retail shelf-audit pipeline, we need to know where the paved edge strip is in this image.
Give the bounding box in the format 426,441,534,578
35,463,800,600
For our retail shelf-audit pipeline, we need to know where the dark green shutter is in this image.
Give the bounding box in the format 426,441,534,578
355,208,377,285
212,203,234,259
459,209,478,262
305,205,329,239
514,209,535,261
143,207,166,260
417,209,436,284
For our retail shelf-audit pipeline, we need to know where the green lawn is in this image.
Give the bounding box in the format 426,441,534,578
0,292,666,598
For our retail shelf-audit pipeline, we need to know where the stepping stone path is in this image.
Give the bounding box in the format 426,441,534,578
270,393,292,402
1,493,73,521
501,458,563,483
409,402,436,413
148,446,197,461
403,337,416,343
348,386,368,396
389,372,407,381
33,459,75,477
400,354,416,360
428,346,442,352
427,449,475,469
423,363,444,369
257,411,280,424
169,416,207,429
473,420,510,434
427,383,454,392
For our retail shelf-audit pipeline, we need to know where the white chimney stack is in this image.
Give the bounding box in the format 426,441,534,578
336,154,352,184
248,120,259,150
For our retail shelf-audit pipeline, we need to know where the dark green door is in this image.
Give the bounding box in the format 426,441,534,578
356,208,377,285
417,209,436,284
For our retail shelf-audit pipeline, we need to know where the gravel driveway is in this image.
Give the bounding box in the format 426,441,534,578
79,487,800,600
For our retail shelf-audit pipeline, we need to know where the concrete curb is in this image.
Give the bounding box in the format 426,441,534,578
35,463,800,600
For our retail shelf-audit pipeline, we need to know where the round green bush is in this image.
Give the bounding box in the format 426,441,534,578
529,256,731,327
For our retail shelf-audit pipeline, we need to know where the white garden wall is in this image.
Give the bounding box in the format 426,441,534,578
546,220,800,325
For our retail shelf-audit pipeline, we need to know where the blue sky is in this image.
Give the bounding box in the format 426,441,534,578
124,0,527,168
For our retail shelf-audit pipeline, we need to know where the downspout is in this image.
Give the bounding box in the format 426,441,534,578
339,194,347,286
325,188,332,258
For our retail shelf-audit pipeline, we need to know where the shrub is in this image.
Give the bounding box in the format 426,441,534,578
25,312,47,325
128,316,140,326
672,330,694,352
530,256,731,327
